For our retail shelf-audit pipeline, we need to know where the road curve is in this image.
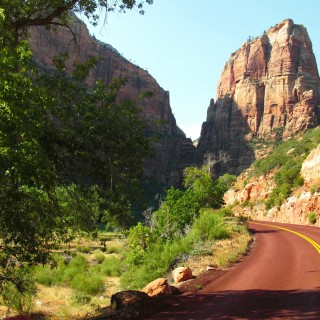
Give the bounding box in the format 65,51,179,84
148,221,320,320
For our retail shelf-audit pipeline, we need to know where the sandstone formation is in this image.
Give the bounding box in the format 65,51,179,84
224,144,320,226
142,277,172,297
110,290,150,311
172,266,193,283
28,16,197,187
301,143,320,186
198,19,320,175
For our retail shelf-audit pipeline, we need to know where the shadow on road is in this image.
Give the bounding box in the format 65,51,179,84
249,229,279,234
150,289,320,319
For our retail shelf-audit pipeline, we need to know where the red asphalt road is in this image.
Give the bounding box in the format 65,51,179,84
148,221,320,320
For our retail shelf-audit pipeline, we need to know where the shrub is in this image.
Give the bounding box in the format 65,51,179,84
188,209,229,242
1,279,35,314
120,237,192,290
308,212,317,224
94,250,106,264
71,273,105,295
35,253,106,296
77,246,92,254
107,246,122,254
310,185,320,195
98,257,123,277
72,292,91,304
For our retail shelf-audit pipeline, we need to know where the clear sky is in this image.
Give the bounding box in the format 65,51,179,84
80,0,320,140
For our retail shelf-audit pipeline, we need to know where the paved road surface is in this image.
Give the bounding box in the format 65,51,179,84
148,221,320,319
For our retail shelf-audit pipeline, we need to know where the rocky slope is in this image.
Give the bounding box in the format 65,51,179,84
28,16,197,188
224,138,320,226
198,19,320,176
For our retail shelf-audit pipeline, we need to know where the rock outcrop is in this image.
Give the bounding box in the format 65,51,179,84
28,16,197,187
198,19,320,175
301,144,320,186
224,143,320,226
142,278,172,297
110,290,150,311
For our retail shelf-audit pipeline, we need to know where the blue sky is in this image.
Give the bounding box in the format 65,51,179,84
80,0,320,140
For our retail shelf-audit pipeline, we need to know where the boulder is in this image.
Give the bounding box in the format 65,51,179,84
172,267,193,283
142,277,172,297
110,290,151,311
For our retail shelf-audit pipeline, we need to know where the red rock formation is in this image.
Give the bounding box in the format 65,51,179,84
198,19,320,175
172,266,193,283
224,144,320,226
301,143,320,186
28,16,197,187
142,278,172,297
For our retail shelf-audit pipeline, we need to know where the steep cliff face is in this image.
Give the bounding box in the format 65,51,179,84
29,17,197,187
198,19,320,175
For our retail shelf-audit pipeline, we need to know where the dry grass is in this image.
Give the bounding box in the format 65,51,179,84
185,229,252,275
32,279,119,320
0,233,125,319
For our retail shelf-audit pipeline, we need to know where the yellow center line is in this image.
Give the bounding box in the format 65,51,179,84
250,222,320,254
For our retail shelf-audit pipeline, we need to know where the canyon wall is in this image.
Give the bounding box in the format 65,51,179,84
198,19,320,175
29,16,197,188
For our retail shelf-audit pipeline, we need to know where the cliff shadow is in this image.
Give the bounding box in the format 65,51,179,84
197,95,256,177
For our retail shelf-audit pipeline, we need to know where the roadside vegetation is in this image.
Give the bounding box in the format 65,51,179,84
0,1,251,318
249,126,320,208
0,162,251,318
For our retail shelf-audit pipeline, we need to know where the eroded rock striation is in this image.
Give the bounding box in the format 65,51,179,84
198,19,320,175
29,16,197,188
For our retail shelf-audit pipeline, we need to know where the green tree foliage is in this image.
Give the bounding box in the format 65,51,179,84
0,1,153,298
126,222,156,265
1,0,153,44
120,166,236,289
151,165,236,241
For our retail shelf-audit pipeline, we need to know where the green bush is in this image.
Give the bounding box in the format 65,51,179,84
107,246,122,254
35,253,106,296
1,276,35,314
71,273,105,295
308,212,317,224
120,237,192,290
72,292,91,304
94,250,106,264
97,257,123,277
77,246,92,254
188,209,229,242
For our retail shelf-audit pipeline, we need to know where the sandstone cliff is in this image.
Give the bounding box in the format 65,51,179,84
198,19,320,175
28,16,197,187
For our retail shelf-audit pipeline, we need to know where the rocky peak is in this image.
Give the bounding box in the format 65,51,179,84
198,19,320,175
28,16,197,188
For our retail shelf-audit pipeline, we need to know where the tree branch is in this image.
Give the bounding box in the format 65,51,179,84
14,0,79,29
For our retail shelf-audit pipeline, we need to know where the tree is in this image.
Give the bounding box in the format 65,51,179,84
1,0,153,34
151,165,235,241
0,0,153,299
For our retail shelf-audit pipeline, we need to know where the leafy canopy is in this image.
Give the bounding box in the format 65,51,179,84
0,0,153,298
